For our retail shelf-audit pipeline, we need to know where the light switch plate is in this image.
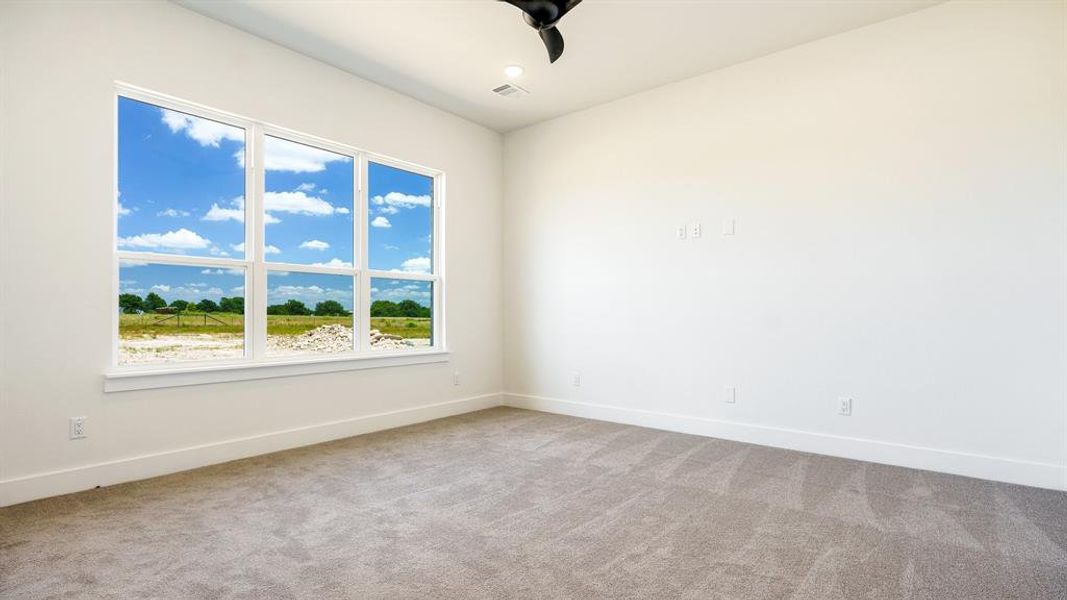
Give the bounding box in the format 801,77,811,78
723,218,736,236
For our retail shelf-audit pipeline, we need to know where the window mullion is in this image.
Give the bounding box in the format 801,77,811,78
358,154,371,353
250,123,267,360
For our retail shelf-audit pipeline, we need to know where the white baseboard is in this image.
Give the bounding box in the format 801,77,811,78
0,393,503,507
503,393,1066,492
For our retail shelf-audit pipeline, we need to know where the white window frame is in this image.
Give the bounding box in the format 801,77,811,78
106,84,447,392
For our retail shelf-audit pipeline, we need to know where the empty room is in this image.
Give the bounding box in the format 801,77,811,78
1,0,1064,598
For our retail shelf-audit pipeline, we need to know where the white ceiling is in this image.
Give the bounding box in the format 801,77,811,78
177,0,942,133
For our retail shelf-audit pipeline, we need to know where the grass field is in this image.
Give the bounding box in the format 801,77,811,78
118,313,430,338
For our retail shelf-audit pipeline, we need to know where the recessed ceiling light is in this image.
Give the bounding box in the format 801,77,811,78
504,65,524,79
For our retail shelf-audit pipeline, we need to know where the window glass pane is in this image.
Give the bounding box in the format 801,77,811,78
370,278,432,351
367,162,433,273
266,271,354,356
118,261,245,365
263,136,353,267
117,97,246,259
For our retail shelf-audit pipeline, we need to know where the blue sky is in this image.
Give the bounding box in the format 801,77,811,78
117,97,435,309
120,261,244,305
268,271,353,311
371,278,432,308
367,162,433,273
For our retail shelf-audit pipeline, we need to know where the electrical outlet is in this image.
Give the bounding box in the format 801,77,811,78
838,397,853,416
70,416,87,440
690,222,702,238
724,386,737,404
452,371,461,386
571,372,582,387
676,226,687,240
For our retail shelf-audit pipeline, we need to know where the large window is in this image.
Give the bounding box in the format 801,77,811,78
114,88,442,370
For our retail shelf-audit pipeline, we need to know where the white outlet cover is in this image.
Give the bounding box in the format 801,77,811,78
571,372,582,387
723,218,736,236
676,226,687,240
69,416,87,439
690,222,702,238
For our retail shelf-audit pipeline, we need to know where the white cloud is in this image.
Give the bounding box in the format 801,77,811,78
157,208,190,218
209,246,230,257
264,191,343,216
201,268,244,276
161,108,243,148
296,182,316,192
383,244,399,251
117,201,131,217
371,191,431,210
144,283,228,302
204,197,280,224
370,216,392,228
377,205,399,215
118,228,211,250
299,239,330,251
371,284,431,304
203,202,243,222
398,256,431,274
229,242,280,255
240,136,351,173
310,258,352,268
206,193,341,223
231,286,245,294
268,283,352,306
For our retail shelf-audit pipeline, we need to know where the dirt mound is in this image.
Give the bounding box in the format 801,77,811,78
266,325,417,354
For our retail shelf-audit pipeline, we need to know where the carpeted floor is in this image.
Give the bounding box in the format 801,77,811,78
1,407,1065,599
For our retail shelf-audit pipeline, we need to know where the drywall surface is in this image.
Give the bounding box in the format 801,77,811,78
503,1,1066,488
0,1,503,504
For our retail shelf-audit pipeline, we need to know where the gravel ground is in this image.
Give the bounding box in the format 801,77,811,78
119,325,430,364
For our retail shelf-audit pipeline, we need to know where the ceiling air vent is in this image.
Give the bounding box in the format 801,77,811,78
492,83,529,98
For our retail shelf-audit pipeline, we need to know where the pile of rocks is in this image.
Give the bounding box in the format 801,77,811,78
269,324,354,354
370,328,415,351
266,325,418,354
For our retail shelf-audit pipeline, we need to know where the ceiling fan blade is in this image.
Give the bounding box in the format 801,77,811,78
539,26,565,63
501,0,560,26
561,0,583,17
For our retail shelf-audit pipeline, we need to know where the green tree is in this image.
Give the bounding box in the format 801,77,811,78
314,300,349,316
266,304,288,315
219,296,244,314
118,293,144,314
143,292,167,312
284,299,312,316
196,299,220,313
169,299,191,312
397,299,430,318
370,300,399,317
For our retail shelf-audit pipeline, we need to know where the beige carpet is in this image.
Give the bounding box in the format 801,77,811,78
1,407,1065,599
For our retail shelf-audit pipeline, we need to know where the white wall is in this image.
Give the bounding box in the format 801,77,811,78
503,0,1066,489
0,1,503,505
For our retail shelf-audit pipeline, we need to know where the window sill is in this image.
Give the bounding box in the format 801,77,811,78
103,350,450,392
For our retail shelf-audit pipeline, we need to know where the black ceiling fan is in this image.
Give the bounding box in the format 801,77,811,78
500,0,583,64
